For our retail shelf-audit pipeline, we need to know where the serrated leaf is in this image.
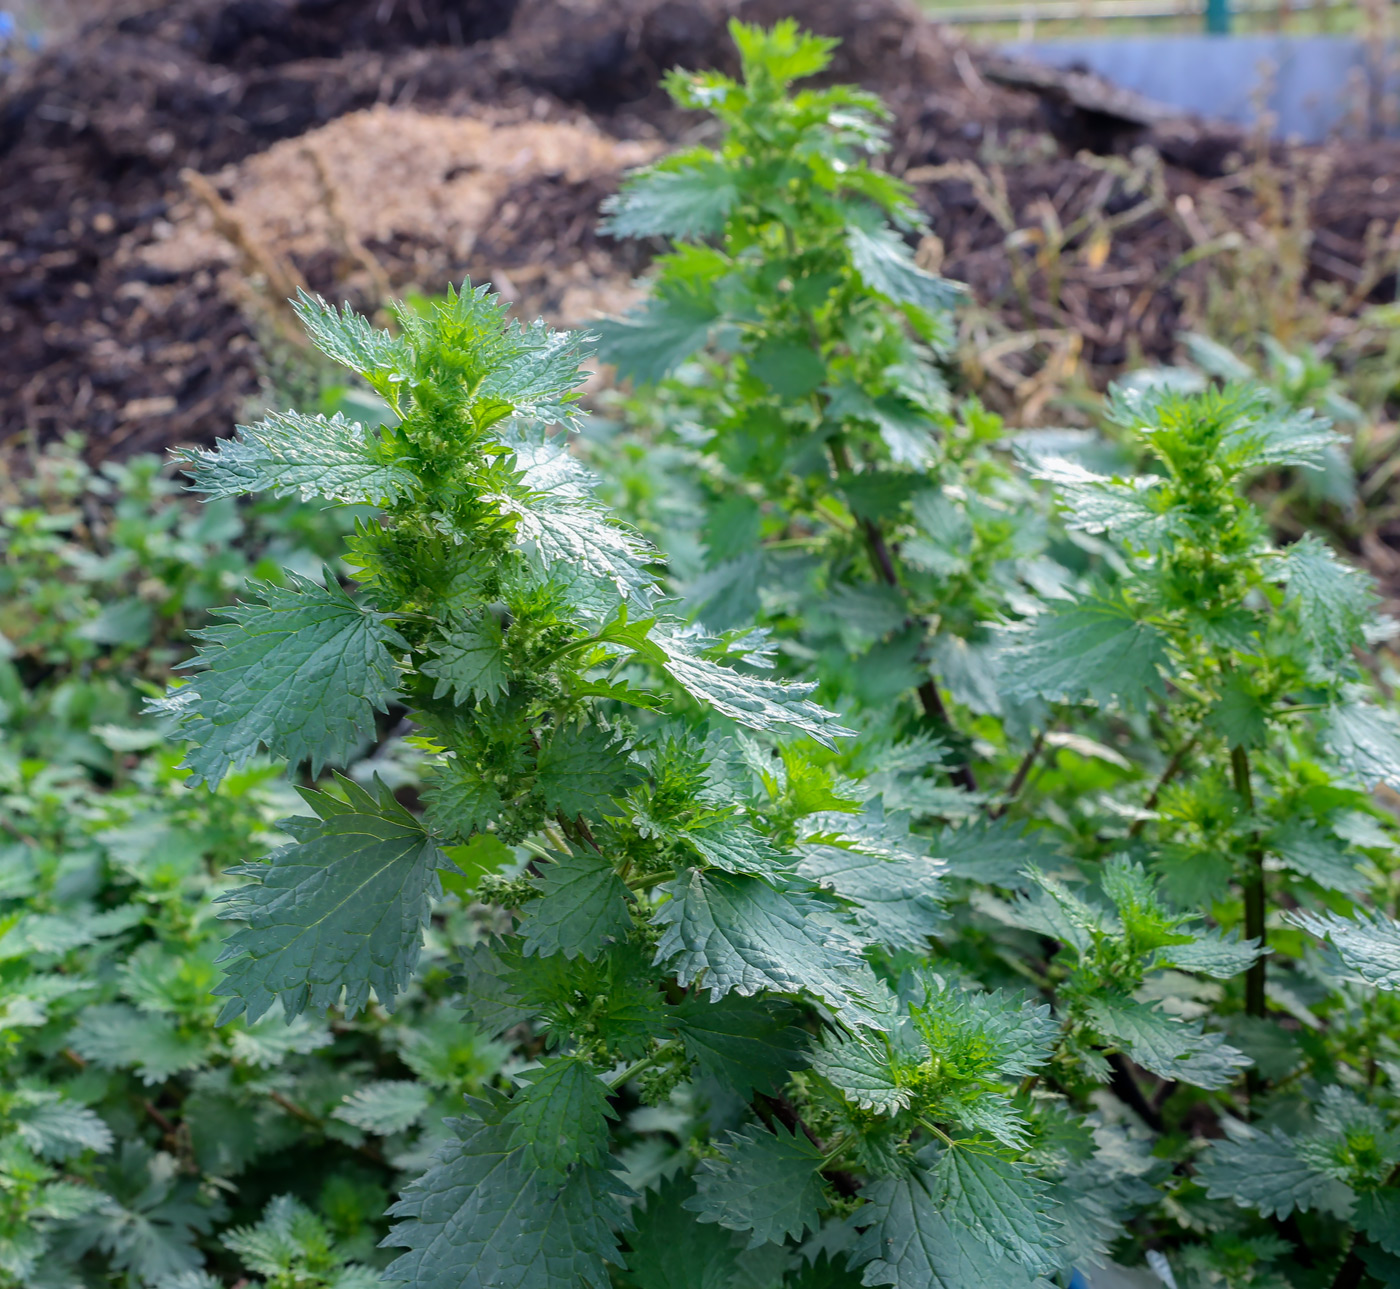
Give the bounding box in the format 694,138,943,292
1287,909,1400,990
1025,453,1175,550
1197,1118,1355,1219
535,724,642,819
933,818,1061,885
294,290,414,385
177,410,415,505
926,1147,1063,1274
518,849,632,961
503,1058,617,1180
333,1081,432,1135
1001,596,1167,710
851,1160,1053,1289
826,382,936,469
1324,700,1400,792
845,220,962,315
601,159,739,240
625,1175,738,1289
499,438,657,602
657,629,853,749
1159,928,1264,979
383,1103,629,1289
1223,403,1339,473
422,760,506,844
595,296,719,387
653,869,868,1016
1083,996,1250,1090
1279,533,1376,659
479,318,590,429
13,1095,115,1159
808,1033,907,1114
683,816,790,877
170,574,406,788
67,1004,209,1085
672,994,807,1097
1356,1189,1400,1255
687,1123,825,1248
214,778,452,1022
798,844,945,951
421,613,508,705
1269,821,1364,892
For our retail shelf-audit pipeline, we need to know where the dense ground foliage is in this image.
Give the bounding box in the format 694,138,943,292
3,18,1400,1289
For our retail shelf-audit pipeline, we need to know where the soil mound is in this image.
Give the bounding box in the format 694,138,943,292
2,0,1398,459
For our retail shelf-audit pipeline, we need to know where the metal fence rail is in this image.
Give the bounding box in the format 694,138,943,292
924,0,1355,25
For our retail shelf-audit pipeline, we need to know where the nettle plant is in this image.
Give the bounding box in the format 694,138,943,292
597,20,1053,794
165,287,1141,1289
592,21,1400,1287
1000,383,1400,1282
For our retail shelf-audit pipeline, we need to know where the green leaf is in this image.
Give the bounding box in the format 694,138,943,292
1083,996,1251,1090
480,317,591,429
1356,1189,1400,1256
808,1033,907,1114
595,296,719,386
926,1146,1063,1275
653,869,869,1016
601,160,739,240
518,849,633,961
683,816,790,877
657,629,853,749
503,1058,617,1181
1025,453,1175,551
214,777,452,1022
502,435,657,601
1279,533,1376,659
1206,671,1271,749
535,724,642,819
383,1102,629,1289
798,844,945,951
294,289,414,386
624,1175,739,1289
934,818,1062,885
1159,928,1264,979
1269,821,1364,892
1224,404,1340,474
826,383,937,469
1324,700,1400,792
333,1081,432,1135
1197,1117,1355,1220
671,994,807,1097
851,1160,1053,1289
12,1093,114,1159
748,339,826,399
422,761,506,844
1287,909,1400,990
687,1123,825,1248
1000,595,1168,710
168,573,406,788
845,220,962,315
177,410,415,505
67,1004,209,1085
421,613,508,706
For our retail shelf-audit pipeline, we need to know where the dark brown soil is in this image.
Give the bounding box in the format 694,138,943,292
3,0,1399,460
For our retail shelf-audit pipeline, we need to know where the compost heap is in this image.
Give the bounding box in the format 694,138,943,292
4,0,1400,460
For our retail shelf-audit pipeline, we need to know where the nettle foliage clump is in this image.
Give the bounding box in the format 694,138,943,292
591,20,1400,1289
167,287,1126,1289
597,20,1046,791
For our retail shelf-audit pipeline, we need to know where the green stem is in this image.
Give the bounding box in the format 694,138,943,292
1128,730,1200,839
992,724,1051,819
826,438,978,793
1231,744,1268,1022
626,869,676,892
606,1040,680,1092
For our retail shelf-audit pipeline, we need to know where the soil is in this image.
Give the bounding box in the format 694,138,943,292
3,0,1400,460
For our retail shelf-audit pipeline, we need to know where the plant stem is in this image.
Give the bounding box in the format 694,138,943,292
606,1040,680,1092
993,725,1050,819
1127,730,1199,839
827,439,978,793
1231,744,1268,1021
